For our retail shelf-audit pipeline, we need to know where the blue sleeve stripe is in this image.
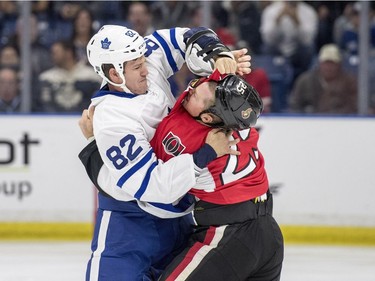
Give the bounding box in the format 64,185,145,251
92,91,135,99
117,149,154,188
134,159,158,199
170,28,185,59
152,31,178,72
149,193,195,213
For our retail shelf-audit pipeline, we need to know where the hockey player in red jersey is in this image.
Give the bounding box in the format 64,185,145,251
152,70,284,281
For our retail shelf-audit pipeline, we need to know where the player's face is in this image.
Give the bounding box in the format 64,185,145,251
183,82,215,117
124,56,148,94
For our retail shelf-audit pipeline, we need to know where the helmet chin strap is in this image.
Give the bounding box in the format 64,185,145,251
105,71,132,93
117,72,132,93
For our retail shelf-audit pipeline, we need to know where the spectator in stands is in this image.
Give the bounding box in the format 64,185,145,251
71,7,96,65
169,2,237,97
240,44,272,113
127,1,154,37
211,3,237,50
260,1,318,83
8,14,52,84
188,4,204,28
339,1,375,56
230,1,263,54
243,67,272,114
8,13,52,100
30,1,56,48
52,1,82,27
0,44,19,69
333,2,354,46
31,1,51,18
79,2,123,26
289,44,357,114
50,1,83,42
150,1,193,29
35,39,101,112
0,1,18,47
314,2,336,52
0,66,20,113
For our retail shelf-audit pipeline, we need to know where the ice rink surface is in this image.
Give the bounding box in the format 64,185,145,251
0,241,374,281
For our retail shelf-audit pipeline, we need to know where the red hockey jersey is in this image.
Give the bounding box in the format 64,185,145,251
150,91,269,204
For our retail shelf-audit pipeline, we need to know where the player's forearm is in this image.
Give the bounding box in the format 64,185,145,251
79,137,217,204
95,149,197,204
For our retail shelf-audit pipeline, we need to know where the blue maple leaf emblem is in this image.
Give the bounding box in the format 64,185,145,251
101,38,111,49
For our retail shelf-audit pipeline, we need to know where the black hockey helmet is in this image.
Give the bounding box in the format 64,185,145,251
209,75,263,130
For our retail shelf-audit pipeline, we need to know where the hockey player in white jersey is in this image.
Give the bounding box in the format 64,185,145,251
79,25,250,281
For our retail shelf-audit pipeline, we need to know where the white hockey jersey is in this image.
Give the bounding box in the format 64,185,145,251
91,28,203,218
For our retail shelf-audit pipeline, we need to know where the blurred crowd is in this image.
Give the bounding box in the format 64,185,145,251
0,0,374,115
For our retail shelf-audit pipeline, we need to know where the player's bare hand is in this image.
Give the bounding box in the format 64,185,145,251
214,56,237,74
205,128,241,157
79,106,95,140
232,48,251,75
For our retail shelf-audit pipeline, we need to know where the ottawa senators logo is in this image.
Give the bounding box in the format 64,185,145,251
162,132,186,156
242,108,252,119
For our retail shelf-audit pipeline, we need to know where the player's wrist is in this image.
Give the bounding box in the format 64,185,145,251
215,51,235,61
192,143,217,169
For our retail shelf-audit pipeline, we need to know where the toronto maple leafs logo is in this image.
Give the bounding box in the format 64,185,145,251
101,38,111,49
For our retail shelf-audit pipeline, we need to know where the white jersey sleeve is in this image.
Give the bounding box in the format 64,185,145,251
143,27,189,105
145,28,188,79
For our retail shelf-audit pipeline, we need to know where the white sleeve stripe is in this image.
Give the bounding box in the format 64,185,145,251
116,149,154,187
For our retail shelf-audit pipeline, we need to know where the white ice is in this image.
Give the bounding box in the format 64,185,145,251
0,242,374,281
